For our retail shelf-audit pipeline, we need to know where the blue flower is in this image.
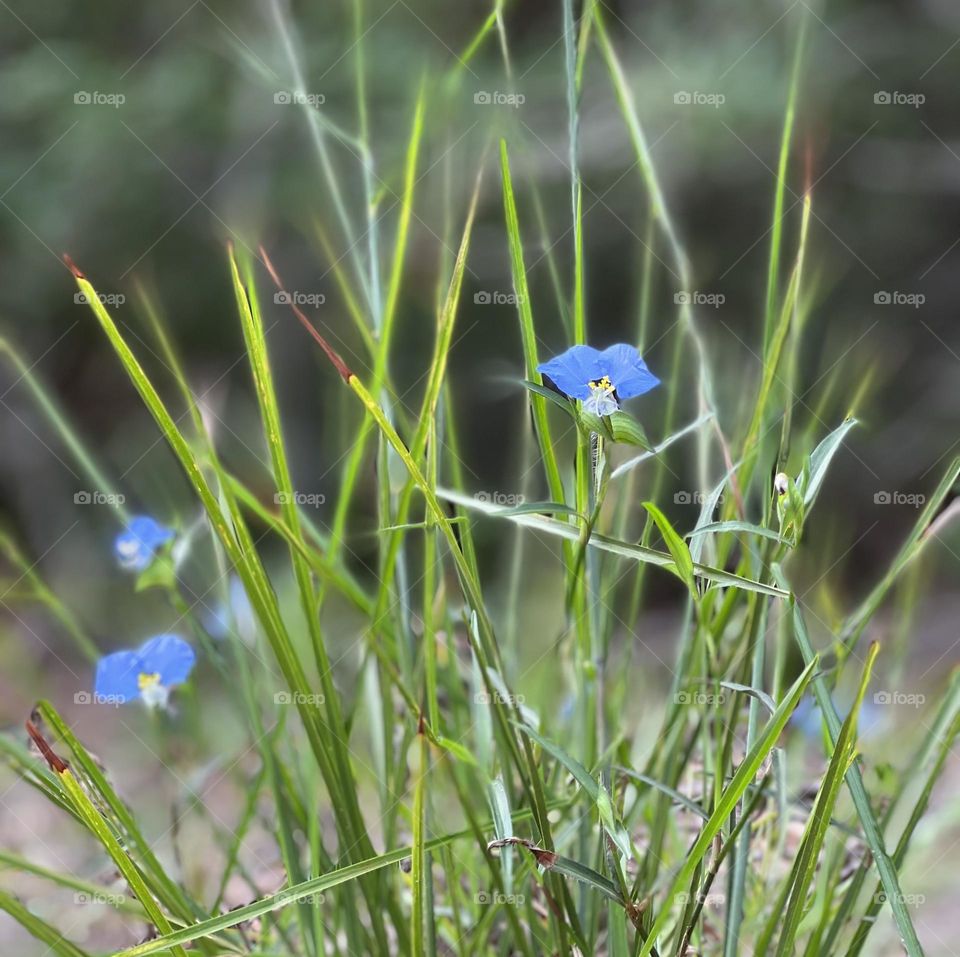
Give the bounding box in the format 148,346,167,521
115,515,174,571
537,343,660,416
204,575,257,646
94,634,196,708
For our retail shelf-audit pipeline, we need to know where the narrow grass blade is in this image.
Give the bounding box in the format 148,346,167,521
0,889,92,957
778,571,925,956
636,657,817,957
771,643,878,956
803,417,858,509
500,141,566,509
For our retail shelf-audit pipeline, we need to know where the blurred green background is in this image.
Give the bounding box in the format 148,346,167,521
0,0,958,951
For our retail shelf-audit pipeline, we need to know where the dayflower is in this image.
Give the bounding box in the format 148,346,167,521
114,515,174,571
537,343,659,416
94,634,196,708
204,575,257,646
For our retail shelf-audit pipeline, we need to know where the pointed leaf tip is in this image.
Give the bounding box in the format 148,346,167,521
63,254,85,279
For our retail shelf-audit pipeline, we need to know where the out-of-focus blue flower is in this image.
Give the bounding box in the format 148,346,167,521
114,515,174,571
204,575,257,646
537,343,660,416
791,695,823,739
791,693,885,742
94,634,195,708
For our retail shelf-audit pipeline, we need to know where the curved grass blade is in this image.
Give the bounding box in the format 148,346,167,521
802,417,858,509
436,487,788,598
642,501,697,600
688,521,793,547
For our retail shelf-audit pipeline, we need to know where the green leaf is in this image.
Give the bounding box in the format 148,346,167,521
642,501,698,600
596,783,633,862
134,552,177,592
521,379,578,419
688,520,793,547
719,681,777,716
803,417,858,508
610,412,714,480
606,411,652,448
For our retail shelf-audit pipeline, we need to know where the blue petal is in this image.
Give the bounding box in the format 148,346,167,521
94,650,142,703
537,345,603,400
128,515,174,547
137,634,196,687
115,515,174,570
598,344,660,399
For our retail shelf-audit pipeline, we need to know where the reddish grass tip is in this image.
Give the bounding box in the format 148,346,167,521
25,718,68,774
63,254,85,280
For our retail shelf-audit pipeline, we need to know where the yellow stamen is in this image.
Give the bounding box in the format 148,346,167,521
138,672,161,691
589,375,613,392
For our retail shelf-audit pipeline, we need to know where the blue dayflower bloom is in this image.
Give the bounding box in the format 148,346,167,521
791,694,884,742
94,634,196,708
204,575,257,646
114,515,174,571
537,343,660,416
